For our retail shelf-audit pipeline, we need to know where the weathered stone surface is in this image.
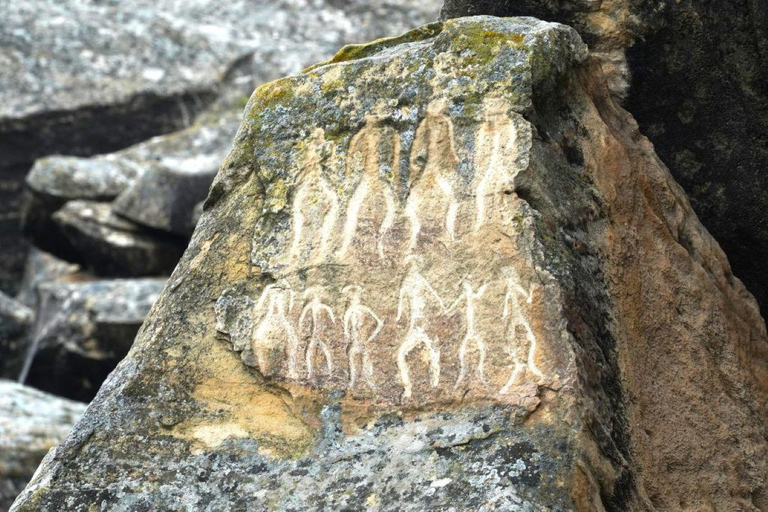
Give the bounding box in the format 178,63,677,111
440,0,768,319
20,278,165,402
14,249,80,309
1,0,440,296
12,17,768,511
52,201,185,277
0,293,33,380
0,381,85,511
112,116,240,235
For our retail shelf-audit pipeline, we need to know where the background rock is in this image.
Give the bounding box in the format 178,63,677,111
0,381,86,512
53,201,185,277
12,17,767,511
440,0,768,318
18,279,166,402
0,293,33,379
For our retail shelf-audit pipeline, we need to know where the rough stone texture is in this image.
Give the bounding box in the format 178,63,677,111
0,0,441,295
0,293,33,380
20,278,165,402
14,249,80,309
12,17,768,511
111,116,241,235
52,201,185,277
440,0,768,319
0,381,86,512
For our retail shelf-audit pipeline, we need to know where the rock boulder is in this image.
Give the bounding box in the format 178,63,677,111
0,381,85,511
440,0,768,318
12,17,768,511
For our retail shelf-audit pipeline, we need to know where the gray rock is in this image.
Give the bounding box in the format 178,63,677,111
0,381,86,511
52,201,185,277
19,278,165,402
11,17,767,511
0,292,33,380
111,116,241,235
14,248,80,309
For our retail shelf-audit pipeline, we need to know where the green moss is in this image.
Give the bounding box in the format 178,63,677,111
304,21,444,72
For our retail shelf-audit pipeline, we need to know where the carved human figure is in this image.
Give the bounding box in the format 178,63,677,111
474,96,518,231
290,128,340,263
396,256,446,399
405,98,460,249
299,286,335,381
342,284,383,389
499,267,545,395
338,112,400,259
445,277,488,387
251,280,299,379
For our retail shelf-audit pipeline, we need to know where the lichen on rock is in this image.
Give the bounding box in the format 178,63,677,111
11,16,768,512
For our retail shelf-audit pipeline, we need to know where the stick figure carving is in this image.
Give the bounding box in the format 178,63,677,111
299,286,335,381
338,112,400,259
396,255,445,399
251,280,299,379
499,267,545,395
474,96,518,231
343,285,383,390
405,98,460,249
290,128,340,263
445,277,488,388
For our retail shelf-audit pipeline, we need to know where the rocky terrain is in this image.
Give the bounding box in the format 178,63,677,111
9,16,767,511
0,0,441,507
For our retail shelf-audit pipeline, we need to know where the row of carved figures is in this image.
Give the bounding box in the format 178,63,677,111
247,260,546,400
289,96,520,263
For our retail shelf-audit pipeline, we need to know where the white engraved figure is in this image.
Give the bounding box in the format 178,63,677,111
445,278,488,388
251,280,300,379
405,98,460,249
499,267,545,395
299,287,335,381
474,96,518,231
290,128,340,262
342,285,383,390
396,256,446,399
338,113,400,259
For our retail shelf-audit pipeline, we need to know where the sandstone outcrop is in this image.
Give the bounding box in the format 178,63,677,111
12,17,768,511
0,381,86,511
440,0,768,318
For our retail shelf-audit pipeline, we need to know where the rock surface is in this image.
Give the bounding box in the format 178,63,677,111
0,0,441,295
0,293,33,379
0,381,85,512
20,279,166,402
12,17,768,511
440,0,768,318
53,201,185,277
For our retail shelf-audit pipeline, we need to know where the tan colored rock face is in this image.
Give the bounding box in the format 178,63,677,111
214,57,569,408
11,17,768,512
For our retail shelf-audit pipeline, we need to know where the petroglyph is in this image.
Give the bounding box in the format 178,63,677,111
474,96,518,231
338,113,400,259
226,93,550,406
446,278,488,388
251,281,300,379
396,256,446,399
343,285,383,390
499,267,546,395
290,129,340,263
405,98,460,249
299,286,336,381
